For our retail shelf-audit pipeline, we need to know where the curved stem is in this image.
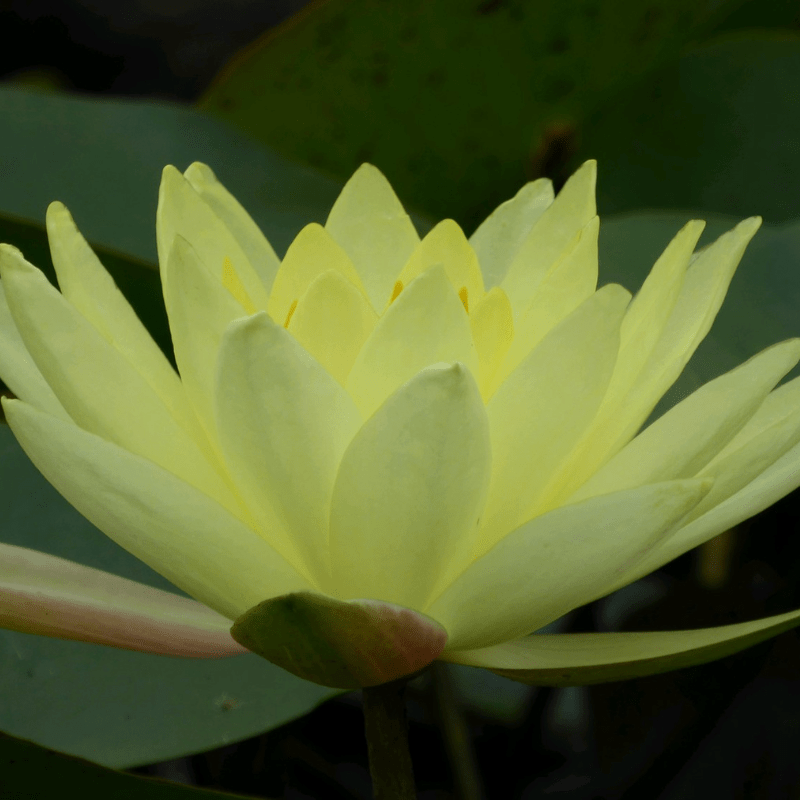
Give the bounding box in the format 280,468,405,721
362,678,417,799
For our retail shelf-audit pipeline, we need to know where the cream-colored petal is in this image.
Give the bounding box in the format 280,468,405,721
479,284,630,550
346,265,479,420
536,217,762,509
427,479,711,652
157,165,270,312
267,222,368,328
183,161,280,293
325,163,419,311
500,161,596,317
469,177,554,290
572,339,800,501
3,399,312,621
469,286,514,402
46,202,194,432
443,607,800,685
215,312,363,587
0,246,238,516
288,269,378,386
162,235,247,440
330,363,491,610
0,543,247,657
491,215,599,394
0,280,68,420
392,219,484,314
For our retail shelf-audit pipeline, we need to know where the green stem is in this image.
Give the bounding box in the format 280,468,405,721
362,678,417,799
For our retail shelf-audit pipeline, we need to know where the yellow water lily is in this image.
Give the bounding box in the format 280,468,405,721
2,161,800,689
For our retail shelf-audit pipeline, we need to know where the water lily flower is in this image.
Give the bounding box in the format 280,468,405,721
2,161,800,689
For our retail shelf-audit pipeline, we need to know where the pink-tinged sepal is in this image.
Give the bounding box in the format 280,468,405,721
231,592,448,689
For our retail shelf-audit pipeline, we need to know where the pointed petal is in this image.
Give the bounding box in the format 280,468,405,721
0,281,68,420
0,543,247,657
573,339,800,501
480,284,630,548
157,165,270,312
469,286,514,401
266,222,368,328
444,608,800,685
325,164,419,310
469,177,554,290
232,592,447,689
215,312,363,586
0,246,235,514
346,265,479,419
500,161,596,316
3,399,312,621
183,162,280,293
288,269,378,386
427,479,711,652
330,363,491,610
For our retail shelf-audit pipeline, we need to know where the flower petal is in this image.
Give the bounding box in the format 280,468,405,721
330,362,491,610
216,312,363,587
469,286,514,401
444,607,800,685
325,163,420,311
231,592,447,689
3,399,312,621
480,283,630,548
157,165,270,312
183,161,280,294
500,160,596,317
0,543,247,657
0,245,236,515
346,265,479,419
427,479,711,652
469,177,554,290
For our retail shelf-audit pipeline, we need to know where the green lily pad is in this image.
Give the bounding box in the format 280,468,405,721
199,0,740,229
579,33,800,223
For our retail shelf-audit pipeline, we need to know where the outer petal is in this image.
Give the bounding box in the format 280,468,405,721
0,246,237,516
0,281,68,420
0,544,247,657
480,284,630,549
330,363,492,610
215,312,363,586
346,265,479,419
469,177,554,291
325,163,420,311
572,339,800,501
426,479,711,652
500,160,596,317
183,161,281,293
444,608,800,685
157,165,270,312
3,399,312,621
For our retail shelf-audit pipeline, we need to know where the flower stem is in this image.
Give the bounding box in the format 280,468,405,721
362,678,417,799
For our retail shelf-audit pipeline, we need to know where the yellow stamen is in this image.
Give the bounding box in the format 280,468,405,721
459,286,469,313
284,299,298,328
390,280,404,304
222,257,256,314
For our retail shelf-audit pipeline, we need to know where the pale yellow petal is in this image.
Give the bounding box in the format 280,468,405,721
183,161,280,293
443,608,800,685
427,479,710,652
500,160,596,317
288,269,378,386
267,222,368,327
392,219,484,314
0,246,238,517
3,400,312,621
157,165,270,312
346,265,478,419
479,284,630,551
215,312,363,587
469,177,554,290
469,286,514,401
329,363,491,610
325,163,419,310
